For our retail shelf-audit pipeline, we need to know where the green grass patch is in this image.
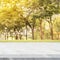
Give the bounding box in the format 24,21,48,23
0,39,60,42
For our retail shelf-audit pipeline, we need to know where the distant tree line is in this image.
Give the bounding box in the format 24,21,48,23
0,0,60,40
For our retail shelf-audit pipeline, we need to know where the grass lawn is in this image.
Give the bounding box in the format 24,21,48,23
0,39,60,42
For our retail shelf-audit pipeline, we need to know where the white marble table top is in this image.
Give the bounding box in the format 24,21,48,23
0,42,60,58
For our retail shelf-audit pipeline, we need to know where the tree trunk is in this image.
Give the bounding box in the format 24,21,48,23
26,22,27,40
6,32,8,40
32,26,34,40
14,29,19,40
32,19,35,40
40,20,43,40
49,16,54,40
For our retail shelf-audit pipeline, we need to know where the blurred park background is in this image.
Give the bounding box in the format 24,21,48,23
0,0,60,40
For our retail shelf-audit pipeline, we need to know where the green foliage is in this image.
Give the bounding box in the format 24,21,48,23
0,0,60,40
54,16,60,32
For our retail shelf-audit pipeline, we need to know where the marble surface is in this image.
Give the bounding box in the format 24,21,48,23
0,42,60,58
